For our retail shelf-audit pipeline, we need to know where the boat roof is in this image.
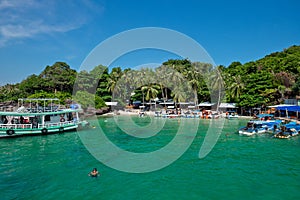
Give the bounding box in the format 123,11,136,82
0,109,82,116
18,98,60,101
256,114,274,118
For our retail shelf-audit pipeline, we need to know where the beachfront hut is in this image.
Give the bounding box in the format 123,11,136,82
219,103,237,111
198,102,215,110
145,101,156,110
159,101,175,108
105,101,118,111
178,102,194,109
219,103,238,115
275,105,300,119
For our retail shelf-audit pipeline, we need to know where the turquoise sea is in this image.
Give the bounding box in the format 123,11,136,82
1,117,300,200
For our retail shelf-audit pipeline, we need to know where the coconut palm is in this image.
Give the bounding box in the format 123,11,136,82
227,74,245,101
107,67,123,99
141,84,159,109
208,67,225,111
155,65,170,102
171,85,187,104
186,65,201,106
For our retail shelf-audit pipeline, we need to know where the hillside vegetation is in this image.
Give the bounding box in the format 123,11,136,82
0,45,299,109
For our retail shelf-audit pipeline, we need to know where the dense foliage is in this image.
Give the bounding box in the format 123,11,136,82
1,45,300,109
222,45,300,107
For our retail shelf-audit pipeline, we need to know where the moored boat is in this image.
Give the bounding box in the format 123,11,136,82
239,120,281,136
239,121,267,136
273,122,300,139
0,98,89,138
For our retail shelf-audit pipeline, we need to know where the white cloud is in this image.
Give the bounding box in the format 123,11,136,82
0,0,12,9
0,0,99,47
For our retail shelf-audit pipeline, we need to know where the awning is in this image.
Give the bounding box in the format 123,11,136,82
268,104,294,108
178,102,191,105
188,106,196,109
105,102,118,106
146,102,156,105
276,106,300,112
198,102,215,107
219,103,236,108
159,102,174,105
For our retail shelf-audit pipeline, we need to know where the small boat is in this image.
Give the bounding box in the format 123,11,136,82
0,98,89,138
239,121,266,136
239,120,281,136
273,122,300,139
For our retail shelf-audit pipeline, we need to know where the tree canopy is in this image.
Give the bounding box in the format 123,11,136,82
1,45,300,109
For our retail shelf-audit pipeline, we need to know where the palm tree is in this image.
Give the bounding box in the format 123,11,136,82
172,85,187,104
141,84,159,108
155,66,169,102
107,67,123,99
208,67,225,111
228,75,245,101
186,65,201,106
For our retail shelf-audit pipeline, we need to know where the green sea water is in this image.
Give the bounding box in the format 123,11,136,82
1,117,300,200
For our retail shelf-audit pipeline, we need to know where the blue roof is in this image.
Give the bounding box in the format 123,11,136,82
276,106,300,112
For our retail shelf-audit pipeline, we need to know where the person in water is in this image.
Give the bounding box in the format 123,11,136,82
88,168,99,177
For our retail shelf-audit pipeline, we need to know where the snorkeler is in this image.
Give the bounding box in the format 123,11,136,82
88,168,99,177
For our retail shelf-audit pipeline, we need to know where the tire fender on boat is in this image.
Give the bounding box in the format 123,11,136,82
41,128,48,134
6,129,15,136
59,127,64,133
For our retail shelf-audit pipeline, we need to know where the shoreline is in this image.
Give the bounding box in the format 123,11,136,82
99,110,254,119
95,112,300,125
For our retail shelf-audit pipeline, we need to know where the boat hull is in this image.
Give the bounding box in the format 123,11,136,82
0,124,78,138
239,128,266,136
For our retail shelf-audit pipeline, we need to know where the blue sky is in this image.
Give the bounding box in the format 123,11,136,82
0,0,299,85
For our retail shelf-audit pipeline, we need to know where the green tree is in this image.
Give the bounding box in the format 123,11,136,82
73,91,105,109
40,62,77,93
107,67,123,97
227,74,245,102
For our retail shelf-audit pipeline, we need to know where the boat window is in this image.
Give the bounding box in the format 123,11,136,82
45,115,51,122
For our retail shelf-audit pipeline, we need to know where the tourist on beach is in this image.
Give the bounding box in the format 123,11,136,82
88,168,99,177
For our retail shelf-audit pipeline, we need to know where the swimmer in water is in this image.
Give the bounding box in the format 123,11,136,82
88,168,99,177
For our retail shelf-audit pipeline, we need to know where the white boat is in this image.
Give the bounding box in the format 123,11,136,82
239,122,267,136
0,98,89,138
239,120,280,136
